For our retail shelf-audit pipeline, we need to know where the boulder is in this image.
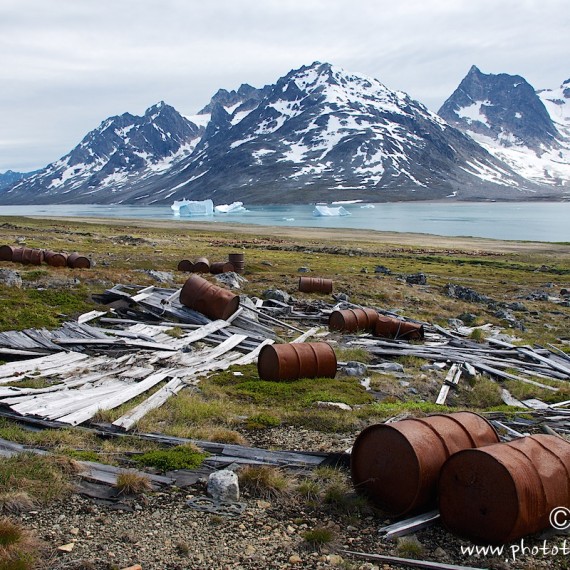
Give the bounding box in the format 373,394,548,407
207,470,239,502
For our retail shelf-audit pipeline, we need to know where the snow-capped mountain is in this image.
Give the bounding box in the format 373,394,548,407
0,169,37,190
438,66,570,187
1,102,204,204
1,62,560,205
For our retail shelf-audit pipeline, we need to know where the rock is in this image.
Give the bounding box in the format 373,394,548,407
314,401,352,411
406,273,427,285
57,543,75,552
327,554,344,566
238,295,259,321
360,267,368,273
374,265,391,275
457,312,478,324
506,302,528,312
342,361,368,376
433,547,448,559
207,470,239,502
141,270,174,284
447,318,465,329
297,267,310,273
215,271,248,289
289,555,302,564
263,288,290,303
332,292,350,302
375,362,404,372
0,269,22,288
443,284,490,303
260,260,273,266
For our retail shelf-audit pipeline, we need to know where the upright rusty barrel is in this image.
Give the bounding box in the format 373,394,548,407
439,434,570,544
177,259,193,272
375,315,424,340
210,261,234,274
257,342,337,381
44,250,68,267
329,308,378,332
298,276,333,294
192,257,210,273
0,245,16,261
21,247,44,265
228,252,245,274
67,252,91,269
351,412,499,516
179,274,239,320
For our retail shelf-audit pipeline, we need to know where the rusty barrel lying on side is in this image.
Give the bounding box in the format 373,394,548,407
298,276,333,294
21,247,44,265
192,257,210,273
0,245,16,261
44,250,68,267
257,342,337,381
11,247,24,263
210,261,234,274
67,252,91,269
351,412,499,516
177,259,193,272
228,252,244,273
329,308,378,332
374,315,424,340
439,434,570,544
179,274,239,320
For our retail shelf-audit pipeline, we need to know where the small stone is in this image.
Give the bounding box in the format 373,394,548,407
314,401,352,411
57,543,75,552
297,267,310,273
69,527,79,536
433,547,448,559
327,554,344,566
289,554,302,564
207,469,239,502
245,544,256,556
257,500,271,509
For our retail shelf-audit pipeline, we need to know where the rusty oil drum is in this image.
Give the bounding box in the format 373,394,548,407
192,257,210,273
298,276,333,294
210,261,234,274
44,250,68,267
257,342,337,381
21,247,44,265
329,308,378,332
177,259,193,272
350,412,499,516
228,252,245,274
0,245,16,261
439,434,570,544
11,247,25,263
375,315,424,340
179,274,240,320
67,252,91,268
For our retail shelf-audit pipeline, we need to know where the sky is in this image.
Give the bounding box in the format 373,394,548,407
1,0,569,173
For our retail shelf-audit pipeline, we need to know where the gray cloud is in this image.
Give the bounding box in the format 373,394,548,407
1,0,568,172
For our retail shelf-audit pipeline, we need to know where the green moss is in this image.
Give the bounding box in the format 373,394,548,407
245,413,281,430
132,445,208,472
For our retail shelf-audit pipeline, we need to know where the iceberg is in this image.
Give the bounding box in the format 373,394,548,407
214,201,247,214
360,204,375,209
171,199,214,216
313,205,351,217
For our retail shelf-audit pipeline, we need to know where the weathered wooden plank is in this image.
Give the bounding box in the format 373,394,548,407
56,370,175,425
0,352,88,382
77,310,108,324
112,377,184,430
290,326,321,344
341,550,488,570
0,347,49,358
472,362,558,391
436,363,461,405
232,339,275,366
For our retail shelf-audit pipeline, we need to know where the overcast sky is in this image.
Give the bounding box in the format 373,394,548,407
1,0,568,173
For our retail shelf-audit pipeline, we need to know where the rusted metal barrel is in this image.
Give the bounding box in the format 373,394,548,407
11,247,24,263
374,315,424,340
67,252,91,269
351,412,499,516
192,257,210,273
44,250,68,267
257,342,337,381
0,245,16,261
228,252,245,274
210,261,234,274
179,274,240,320
329,308,378,332
298,276,333,294
177,259,193,272
21,247,44,265
439,434,570,544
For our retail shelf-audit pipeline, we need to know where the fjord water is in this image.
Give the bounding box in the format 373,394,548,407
1,201,569,242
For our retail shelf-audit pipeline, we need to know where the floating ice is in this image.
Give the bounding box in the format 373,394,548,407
313,205,351,217
360,204,375,209
171,199,214,216
214,201,247,214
